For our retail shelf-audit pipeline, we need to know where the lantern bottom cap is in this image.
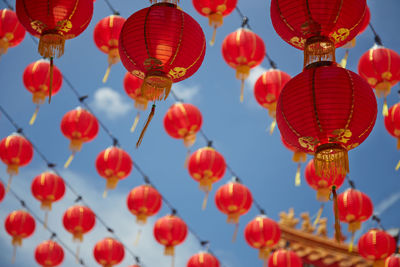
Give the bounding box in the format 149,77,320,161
304,36,336,67
316,188,330,202
32,92,47,105
164,245,175,256
142,71,172,101
208,13,223,28
7,164,19,176
293,151,307,163
259,248,271,259
348,221,361,232
105,177,119,190
39,32,65,59
136,214,148,224
0,39,9,55
134,98,148,111
375,81,391,97
314,143,349,177
40,200,53,211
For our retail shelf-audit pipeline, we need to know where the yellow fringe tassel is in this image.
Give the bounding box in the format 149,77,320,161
75,244,80,263
314,144,349,177
202,191,209,210
11,245,16,264
29,106,40,125
395,160,400,171
340,50,349,68
348,232,355,252
38,33,65,59
6,175,13,193
44,211,49,229
209,26,217,46
130,112,140,133
64,153,75,168
184,149,190,169
102,64,112,84
295,163,301,186
134,229,142,246
383,98,388,117
232,223,239,243
171,254,175,267
269,120,276,135
313,204,324,227
136,104,156,148
102,188,108,198
48,57,54,103
240,80,244,103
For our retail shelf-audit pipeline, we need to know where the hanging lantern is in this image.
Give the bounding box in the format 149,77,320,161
0,8,26,56
0,180,5,203
154,215,188,256
23,59,63,125
93,15,126,83
222,28,265,102
358,46,400,116
268,249,303,267
305,159,345,202
384,103,400,170
5,210,36,262
244,215,281,261
281,135,307,186
192,0,237,45
254,69,291,134
62,205,96,242
16,0,93,102
31,171,66,226
95,146,133,197
0,133,34,191
385,255,400,267
187,252,220,267
34,240,64,267
342,6,371,49
163,103,203,148
126,184,162,224
123,72,146,133
358,229,396,267
187,146,226,209
270,0,367,66
93,237,125,267
119,2,206,147
61,107,99,168
276,62,377,178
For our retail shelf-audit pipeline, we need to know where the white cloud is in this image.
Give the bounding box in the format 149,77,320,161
374,192,400,216
171,84,200,102
91,87,132,119
245,65,268,91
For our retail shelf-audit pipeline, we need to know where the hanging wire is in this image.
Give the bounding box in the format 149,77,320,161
102,0,120,15
1,0,13,10
368,23,383,46
0,177,88,266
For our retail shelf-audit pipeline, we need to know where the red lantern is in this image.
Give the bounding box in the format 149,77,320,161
305,159,345,202
0,133,34,191
358,46,400,116
187,252,220,267
16,0,93,101
254,69,291,133
187,147,226,209
244,215,281,261
342,6,371,49
23,59,63,125
222,28,265,102
62,205,95,242
5,210,35,253
268,249,303,267
358,229,396,267
384,103,400,170
95,146,133,196
0,180,5,203
93,15,126,83
276,62,377,178
0,8,26,56
192,0,237,45
281,135,307,186
34,240,64,267
385,255,400,267
126,184,162,224
61,107,99,168
164,103,203,148
123,72,147,132
270,0,367,66
154,215,188,256
93,237,125,267
119,3,206,147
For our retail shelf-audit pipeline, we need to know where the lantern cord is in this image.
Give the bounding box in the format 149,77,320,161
134,229,142,246
102,0,120,15
348,232,355,252
209,26,217,46
240,80,245,102
340,49,349,68
372,215,386,231
269,120,276,135
0,177,88,266
11,245,16,264
64,153,75,168
171,254,175,267
368,23,383,46
102,64,112,83
48,57,54,103
395,160,400,171
184,148,190,169
75,244,80,263
136,104,156,148
202,191,209,210
232,223,239,243
102,188,108,198
383,97,389,117
312,204,324,227
332,186,342,243
131,112,140,133
1,0,13,10
295,163,301,186
29,105,40,125
5,174,13,193
44,211,49,229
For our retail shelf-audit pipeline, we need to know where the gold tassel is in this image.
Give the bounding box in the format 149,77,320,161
102,64,112,83
11,245,16,264
171,254,175,267
38,33,65,59
44,211,49,229
184,149,190,169
397,139,400,150
383,97,388,117
232,223,239,243
202,191,209,210
102,188,108,198
332,187,341,243
133,229,142,246
269,120,276,135
295,163,301,186
209,26,217,46
395,160,400,171
64,153,75,168
348,232,355,252
130,112,140,133
240,79,244,103
48,57,54,103
75,244,80,263
29,106,40,125
304,36,335,67
136,104,156,148
314,144,349,177
164,245,175,256
6,175,13,193
313,204,324,227
340,50,349,68
141,71,172,101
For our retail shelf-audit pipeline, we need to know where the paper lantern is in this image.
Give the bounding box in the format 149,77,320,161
5,210,35,259
358,229,396,267
222,28,265,102
34,240,64,267
305,159,345,202
268,249,303,267
342,6,370,49
95,146,133,196
0,8,26,56
123,72,146,132
384,103,400,170
23,59,63,124
358,46,400,116
93,237,125,267
270,0,367,66
385,255,400,267
61,107,99,168
62,205,95,242
187,252,220,267
244,215,281,261
119,3,206,146
192,0,237,45
0,180,5,203
281,135,308,186
93,15,126,83
254,69,291,133
154,215,188,256
126,184,162,224
276,62,377,178
164,103,203,148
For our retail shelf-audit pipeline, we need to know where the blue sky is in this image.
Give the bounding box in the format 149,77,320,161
0,0,399,267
